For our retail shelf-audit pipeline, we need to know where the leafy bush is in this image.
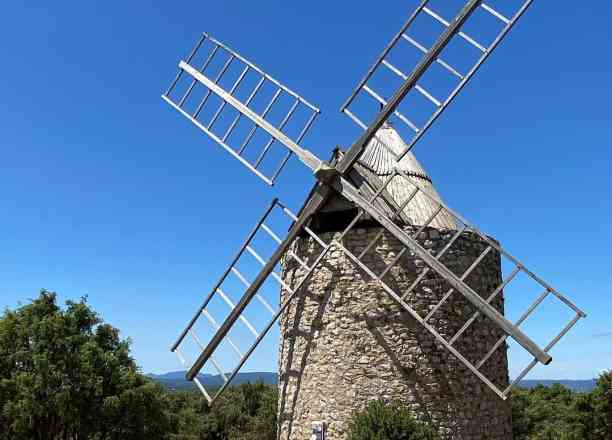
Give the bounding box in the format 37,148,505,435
346,400,438,440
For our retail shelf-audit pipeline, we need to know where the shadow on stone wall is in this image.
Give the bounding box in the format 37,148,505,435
278,258,339,440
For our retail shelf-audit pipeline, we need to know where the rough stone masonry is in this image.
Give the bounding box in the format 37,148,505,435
278,225,512,440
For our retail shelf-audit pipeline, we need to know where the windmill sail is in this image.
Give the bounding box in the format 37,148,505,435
339,0,534,170
323,151,585,399
163,34,322,185
172,198,333,403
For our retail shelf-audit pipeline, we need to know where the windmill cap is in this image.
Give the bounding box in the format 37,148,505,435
357,123,432,180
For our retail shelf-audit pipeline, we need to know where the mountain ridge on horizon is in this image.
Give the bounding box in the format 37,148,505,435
147,371,597,393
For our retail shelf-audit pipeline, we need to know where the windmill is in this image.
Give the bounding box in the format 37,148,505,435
162,1,586,438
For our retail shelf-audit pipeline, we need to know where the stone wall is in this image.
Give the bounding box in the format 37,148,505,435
278,225,512,440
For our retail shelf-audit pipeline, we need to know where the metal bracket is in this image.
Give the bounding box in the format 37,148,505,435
314,164,340,184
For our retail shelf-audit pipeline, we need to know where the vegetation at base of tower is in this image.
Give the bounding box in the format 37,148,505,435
345,400,438,440
1,291,610,439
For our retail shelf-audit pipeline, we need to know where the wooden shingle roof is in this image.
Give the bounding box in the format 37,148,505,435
300,124,456,231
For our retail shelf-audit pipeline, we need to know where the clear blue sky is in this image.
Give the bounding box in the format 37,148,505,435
1,1,610,380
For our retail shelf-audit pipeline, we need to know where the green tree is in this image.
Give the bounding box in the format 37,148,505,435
592,370,612,439
511,387,534,439
208,382,277,440
571,392,596,440
511,383,596,440
523,384,578,440
346,400,438,440
164,382,277,440
237,382,277,440
166,391,210,440
0,290,174,440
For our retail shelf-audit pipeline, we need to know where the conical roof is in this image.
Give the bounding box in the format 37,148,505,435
299,124,456,232
354,123,455,229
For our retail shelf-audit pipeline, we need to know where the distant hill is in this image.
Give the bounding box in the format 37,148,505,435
518,379,596,393
148,371,596,393
148,371,278,391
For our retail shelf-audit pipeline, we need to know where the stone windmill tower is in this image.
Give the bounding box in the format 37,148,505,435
278,124,511,439
163,2,585,440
